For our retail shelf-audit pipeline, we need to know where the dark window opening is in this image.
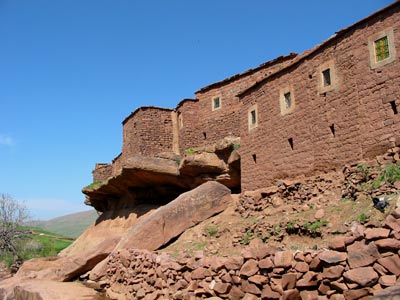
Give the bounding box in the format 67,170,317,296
322,69,331,87
308,74,312,79
213,97,220,110
390,100,398,115
329,124,336,137
288,138,294,150
284,92,292,109
250,110,257,125
203,132,207,139
252,154,257,163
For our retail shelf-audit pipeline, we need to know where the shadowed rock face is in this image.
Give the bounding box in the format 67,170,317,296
90,181,232,280
83,136,240,212
116,181,232,251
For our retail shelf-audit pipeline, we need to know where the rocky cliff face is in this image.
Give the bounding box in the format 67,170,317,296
83,136,241,212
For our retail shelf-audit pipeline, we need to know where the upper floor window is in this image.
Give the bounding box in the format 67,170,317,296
212,96,222,111
368,27,396,69
279,86,295,116
322,69,331,87
318,60,337,94
248,104,258,131
375,36,390,62
284,92,292,109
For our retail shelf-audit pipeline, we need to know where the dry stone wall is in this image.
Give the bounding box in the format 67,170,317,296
104,208,400,300
122,107,175,158
93,163,113,182
239,4,400,191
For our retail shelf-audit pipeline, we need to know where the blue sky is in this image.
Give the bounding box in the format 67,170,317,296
0,0,393,220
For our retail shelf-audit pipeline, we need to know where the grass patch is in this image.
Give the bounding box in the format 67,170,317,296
205,225,218,237
371,163,400,189
184,148,195,155
84,181,104,190
0,228,73,268
241,230,253,245
357,212,369,224
233,143,240,150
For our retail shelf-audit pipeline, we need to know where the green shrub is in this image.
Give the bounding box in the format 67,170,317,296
303,219,328,234
241,230,253,245
357,212,369,224
184,148,195,155
84,181,104,190
233,143,241,150
205,225,218,237
371,163,400,189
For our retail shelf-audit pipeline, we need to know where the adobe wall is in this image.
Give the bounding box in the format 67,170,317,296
239,4,400,191
122,106,175,159
176,55,296,153
92,163,112,182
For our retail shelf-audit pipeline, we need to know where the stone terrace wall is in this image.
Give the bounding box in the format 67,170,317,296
104,208,400,300
176,55,296,153
239,4,400,191
122,107,175,160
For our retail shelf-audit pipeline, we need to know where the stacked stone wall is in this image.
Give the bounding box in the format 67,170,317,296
122,107,174,159
105,208,400,300
240,5,400,191
92,163,112,182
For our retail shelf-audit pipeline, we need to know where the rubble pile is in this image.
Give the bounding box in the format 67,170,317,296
342,146,400,201
104,208,400,300
235,175,339,218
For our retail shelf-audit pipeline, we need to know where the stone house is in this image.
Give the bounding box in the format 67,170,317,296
93,2,399,192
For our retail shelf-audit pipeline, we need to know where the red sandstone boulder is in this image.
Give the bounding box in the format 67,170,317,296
239,259,259,277
274,250,294,268
374,238,400,250
347,240,380,269
318,251,347,264
343,267,379,286
377,255,400,276
12,280,102,300
115,181,231,251
364,228,390,240
179,152,227,175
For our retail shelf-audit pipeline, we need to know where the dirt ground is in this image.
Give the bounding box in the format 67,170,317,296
163,170,399,257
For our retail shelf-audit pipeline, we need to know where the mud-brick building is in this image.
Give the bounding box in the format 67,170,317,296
238,2,400,190
93,2,400,192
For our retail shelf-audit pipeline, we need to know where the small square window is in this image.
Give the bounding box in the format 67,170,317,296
368,28,396,69
250,110,256,125
374,36,390,62
212,96,221,111
279,87,295,116
318,60,337,94
322,69,331,87
248,104,258,131
284,92,292,109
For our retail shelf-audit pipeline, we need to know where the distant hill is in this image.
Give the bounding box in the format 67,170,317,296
28,210,99,238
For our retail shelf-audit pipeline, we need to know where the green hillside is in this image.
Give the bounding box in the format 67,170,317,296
29,210,98,238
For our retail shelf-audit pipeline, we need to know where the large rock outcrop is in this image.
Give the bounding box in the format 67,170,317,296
116,181,231,251
90,181,232,280
12,280,103,300
84,136,240,212
0,181,232,299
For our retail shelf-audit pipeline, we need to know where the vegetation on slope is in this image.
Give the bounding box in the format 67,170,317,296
0,227,73,267
28,210,98,238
